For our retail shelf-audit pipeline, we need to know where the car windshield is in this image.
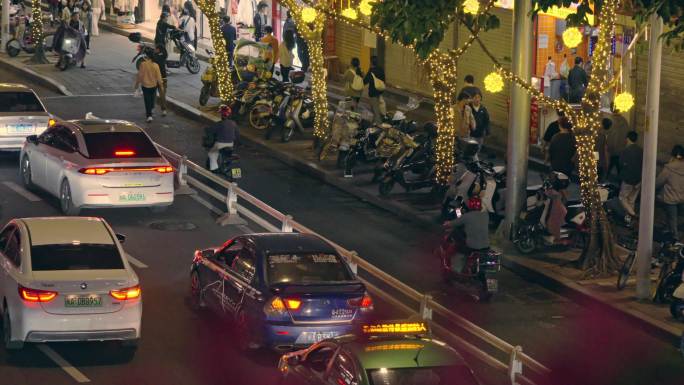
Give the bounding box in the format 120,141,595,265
83,132,160,159
31,243,125,271
367,366,478,385
266,253,354,285
0,91,44,113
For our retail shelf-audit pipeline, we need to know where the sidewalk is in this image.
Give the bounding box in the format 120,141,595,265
3,30,683,344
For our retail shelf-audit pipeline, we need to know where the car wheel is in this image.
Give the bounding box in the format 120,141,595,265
21,156,35,190
3,308,24,351
189,270,205,311
60,179,80,216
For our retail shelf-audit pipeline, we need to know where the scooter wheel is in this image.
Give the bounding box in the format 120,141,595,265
199,85,211,106
378,177,395,197
514,230,536,254
477,274,493,302
59,58,69,71
6,39,20,57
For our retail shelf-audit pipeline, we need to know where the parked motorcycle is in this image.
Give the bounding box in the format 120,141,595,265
434,207,501,302
129,30,200,74
249,81,288,130
6,13,54,57
377,122,439,196
650,237,684,304
281,86,315,142
670,271,684,321
318,99,371,168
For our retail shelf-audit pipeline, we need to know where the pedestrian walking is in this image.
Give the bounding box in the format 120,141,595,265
179,8,196,48
221,15,237,66
604,113,629,179
656,144,684,239
568,56,588,103
364,56,386,123
253,2,268,42
343,57,364,108
49,0,60,26
459,75,481,99
90,0,104,36
469,93,490,157
543,56,558,97
133,48,164,122
559,54,570,99
79,1,93,51
61,0,72,23
279,30,295,82
542,110,564,159
155,12,175,48
618,131,642,224
260,26,278,74
283,11,296,37
152,44,168,117
456,91,475,139
295,26,310,72
547,117,577,178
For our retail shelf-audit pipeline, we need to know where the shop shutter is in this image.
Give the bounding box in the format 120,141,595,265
335,21,363,77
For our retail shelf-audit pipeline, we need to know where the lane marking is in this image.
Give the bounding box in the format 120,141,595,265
2,181,41,202
189,194,224,216
125,253,148,269
36,344,91,383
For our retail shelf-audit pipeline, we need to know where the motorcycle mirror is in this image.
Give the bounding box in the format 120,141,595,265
128,32,141,43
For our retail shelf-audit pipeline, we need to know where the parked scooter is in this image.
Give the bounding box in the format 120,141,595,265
249,80,288,130
318,98,371,168
377,122,439,196
6,12,54,57
54,25,85,71
434,199,502,302
129,30,200,74
281,85,315,142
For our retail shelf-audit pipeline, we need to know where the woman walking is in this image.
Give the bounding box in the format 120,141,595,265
133,48,164,123
79,0,93,51
656,144,684,239
343,57,364,109
278,30,295,82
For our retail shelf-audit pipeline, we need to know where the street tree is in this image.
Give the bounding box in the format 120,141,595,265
279,0,330,141
306,0,499,184
29,0,49,64
195,0,234,105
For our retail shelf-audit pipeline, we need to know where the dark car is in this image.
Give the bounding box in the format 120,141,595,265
190,233,373,351
278,320,481,385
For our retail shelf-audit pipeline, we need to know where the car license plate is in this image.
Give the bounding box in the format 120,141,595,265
314,332,336,343
486,278,498,293
119,192,145,202
231,168,242,179
7,123,34,135
65,295,102,307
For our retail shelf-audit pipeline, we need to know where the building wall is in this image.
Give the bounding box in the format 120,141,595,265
635,47,684,161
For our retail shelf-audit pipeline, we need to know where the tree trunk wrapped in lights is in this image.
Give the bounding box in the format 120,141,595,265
30,0,49,64
279,1,329,140
196,0,234,104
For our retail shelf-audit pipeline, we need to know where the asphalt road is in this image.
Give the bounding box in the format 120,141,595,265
1,73,683,384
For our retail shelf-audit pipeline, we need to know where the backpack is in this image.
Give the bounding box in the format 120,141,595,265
350,70,364,91
371,72,386,92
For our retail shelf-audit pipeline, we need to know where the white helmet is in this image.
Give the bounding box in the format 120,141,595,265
391,111,406,121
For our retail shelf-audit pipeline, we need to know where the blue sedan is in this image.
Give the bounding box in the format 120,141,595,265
190,233,374,351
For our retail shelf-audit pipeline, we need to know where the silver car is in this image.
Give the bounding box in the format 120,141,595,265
0,83,54,150
20,118,175,215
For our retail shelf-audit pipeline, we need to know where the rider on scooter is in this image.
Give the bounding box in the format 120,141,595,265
203,105,239,173
444,195,490,273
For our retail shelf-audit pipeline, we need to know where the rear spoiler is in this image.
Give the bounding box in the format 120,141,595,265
271,282,364,296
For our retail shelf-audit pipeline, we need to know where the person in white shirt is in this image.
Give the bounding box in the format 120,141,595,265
90,0,104,35
543,56,558,97
179,8,196,49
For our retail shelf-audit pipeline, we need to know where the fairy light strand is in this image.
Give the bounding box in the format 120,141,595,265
197,0,234,104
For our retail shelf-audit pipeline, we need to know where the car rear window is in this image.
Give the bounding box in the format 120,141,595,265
0,91,45,113
367,365,478,385
266,253,354,284
83,132,160,159
31,244,125,271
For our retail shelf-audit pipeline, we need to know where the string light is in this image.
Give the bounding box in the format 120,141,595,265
562,27,583,48
613,91,634,112
30,0,46,60
359,0,374,16
341,7,358,20
196,0,234,104
301,7,317,23
484,71,504,93
463,0,480,15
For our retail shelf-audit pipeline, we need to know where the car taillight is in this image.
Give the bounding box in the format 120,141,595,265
110,285,141,300
79,166,173,175
79,167,113,175
285,298,301,311
348,293,373,310
18,285,58,303
268,297,286,313
155,166,174,173
114,150,136,157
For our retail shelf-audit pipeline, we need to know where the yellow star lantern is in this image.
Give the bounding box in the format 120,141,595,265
341,7,358,20
613,92,634,112
301,7,317,23
359,0,374,16
463,0,480,15
484,72,504,93
562,27,583,48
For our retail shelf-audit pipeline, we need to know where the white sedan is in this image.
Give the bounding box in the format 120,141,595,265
0,83,55,150
20,118,174,215
0,217,142,350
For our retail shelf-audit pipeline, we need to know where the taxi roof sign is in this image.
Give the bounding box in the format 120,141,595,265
361,321,430,337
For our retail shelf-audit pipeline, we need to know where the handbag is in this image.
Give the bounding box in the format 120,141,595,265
371,72,386,92
350,70,364,91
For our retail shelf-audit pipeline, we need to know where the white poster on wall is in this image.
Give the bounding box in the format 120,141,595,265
538,34,548,49
363,29,376,48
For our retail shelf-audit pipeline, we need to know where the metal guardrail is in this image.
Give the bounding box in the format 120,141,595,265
156,143,551,385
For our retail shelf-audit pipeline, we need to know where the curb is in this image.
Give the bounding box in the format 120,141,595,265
501,252,683,342
0,56,72,96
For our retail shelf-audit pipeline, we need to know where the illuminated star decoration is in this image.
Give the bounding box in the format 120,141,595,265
301,7,317,23
463,0,480,15
613,92,634,112
562,27,583,48
341,7,358,20
359,0,374,16
484,71,504,93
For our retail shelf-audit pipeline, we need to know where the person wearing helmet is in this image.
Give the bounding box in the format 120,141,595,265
444,195,490,273
204,106,240,172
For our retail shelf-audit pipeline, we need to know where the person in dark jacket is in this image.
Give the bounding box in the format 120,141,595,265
154,12,176,48
459,74,481,99
567,56,588,103
295,23,309,72
205,106,240,172
542,110,564,159
656,145,684,239
221,15,237,66
547,117,576,178
152,44,168,117
469,93,489,158
364,56,386,123
618,131,642,223
253,2,268,42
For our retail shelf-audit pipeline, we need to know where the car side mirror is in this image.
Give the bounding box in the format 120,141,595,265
26,135,38,144
116,233,126,243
